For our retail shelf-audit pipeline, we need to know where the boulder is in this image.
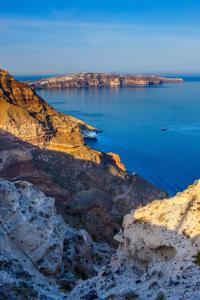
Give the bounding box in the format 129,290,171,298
69,181,200,299
0,179,65,274
116,180,200,267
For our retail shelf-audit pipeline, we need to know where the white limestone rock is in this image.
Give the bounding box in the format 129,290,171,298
0,179,65,274
116,180,200,267
69,180,200,300
0,178,114,299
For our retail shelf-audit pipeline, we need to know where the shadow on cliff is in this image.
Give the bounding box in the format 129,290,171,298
0,129,166,244
118,191,200,271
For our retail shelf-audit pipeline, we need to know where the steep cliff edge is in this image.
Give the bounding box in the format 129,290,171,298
1,68,199,300
0,69,96,150
70,181,200,299
0,69,166,243
1,177,200,299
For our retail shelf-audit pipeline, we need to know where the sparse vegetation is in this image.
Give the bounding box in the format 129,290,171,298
194,251,200,266
155,292,166,300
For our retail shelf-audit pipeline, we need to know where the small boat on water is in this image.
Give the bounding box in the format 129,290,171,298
161,128,167,131
82,129,97,139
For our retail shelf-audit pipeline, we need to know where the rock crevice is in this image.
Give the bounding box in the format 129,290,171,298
70,181,200,299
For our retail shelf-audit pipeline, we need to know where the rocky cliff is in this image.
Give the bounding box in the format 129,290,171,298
0,178,113,299
70,181,200,299
1,177,200,299
0,69,166,243
0,178,65,299
0,69,96,150
27,72,183,89
0,68,199,299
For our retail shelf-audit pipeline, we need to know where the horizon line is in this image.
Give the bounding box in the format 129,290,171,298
13,71,200,76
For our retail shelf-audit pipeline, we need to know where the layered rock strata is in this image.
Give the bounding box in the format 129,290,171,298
0,69,166,243
27,72,183,89
0,69,95,150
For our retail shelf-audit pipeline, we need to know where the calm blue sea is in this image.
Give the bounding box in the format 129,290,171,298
16,74,200,196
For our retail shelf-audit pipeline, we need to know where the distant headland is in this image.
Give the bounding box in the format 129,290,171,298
27,72,184,89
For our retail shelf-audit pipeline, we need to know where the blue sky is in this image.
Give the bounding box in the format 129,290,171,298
0,0,200,74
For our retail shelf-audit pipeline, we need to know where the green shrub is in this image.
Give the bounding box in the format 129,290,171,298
194,251,200,266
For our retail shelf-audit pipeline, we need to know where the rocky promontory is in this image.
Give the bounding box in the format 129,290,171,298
0,69,95,150
0,68,199,299
0,69,165,244
27,72,183,89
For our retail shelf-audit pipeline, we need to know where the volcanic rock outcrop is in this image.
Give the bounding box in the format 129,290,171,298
0,178,113,299
118,180,200,266
0,69,166,243
0,69,95,150
1,177,200,299
60,225,114,291
0,179,65,275
70,181,200,299
0,179,65,299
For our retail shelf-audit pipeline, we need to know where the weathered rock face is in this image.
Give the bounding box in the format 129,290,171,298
0,179,65,275
70,181,200,300
27,72,183,89
59,226,114,291
0,69,54,113
0,69,166,243
0,69,95,150
0,178,114,298
0,179,65,299
0,253,65,300
0,129,165,244
117,180,200,266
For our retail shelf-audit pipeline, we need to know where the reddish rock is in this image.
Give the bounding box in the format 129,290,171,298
0,69,167,243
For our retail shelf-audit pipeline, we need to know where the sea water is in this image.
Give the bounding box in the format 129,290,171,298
18,75,200,195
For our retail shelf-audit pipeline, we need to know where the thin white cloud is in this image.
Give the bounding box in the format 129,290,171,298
1,15,200,73
1,15,200,34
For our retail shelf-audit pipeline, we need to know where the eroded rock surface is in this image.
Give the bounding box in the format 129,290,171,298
0,178,114,299
118,180,200,266
59,226,114,291
0,129,165,243
0,69,96,151
0,179,65,299
70,181,200,299
0,68,199,299
0,179,65,275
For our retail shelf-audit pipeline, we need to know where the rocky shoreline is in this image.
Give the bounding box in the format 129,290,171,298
0,69,166,244
0,69,199,300
27,72,184,90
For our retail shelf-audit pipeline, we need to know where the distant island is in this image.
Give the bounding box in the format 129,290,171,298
27,72,184,89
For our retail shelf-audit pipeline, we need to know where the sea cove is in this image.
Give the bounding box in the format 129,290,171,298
33,76,200,196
